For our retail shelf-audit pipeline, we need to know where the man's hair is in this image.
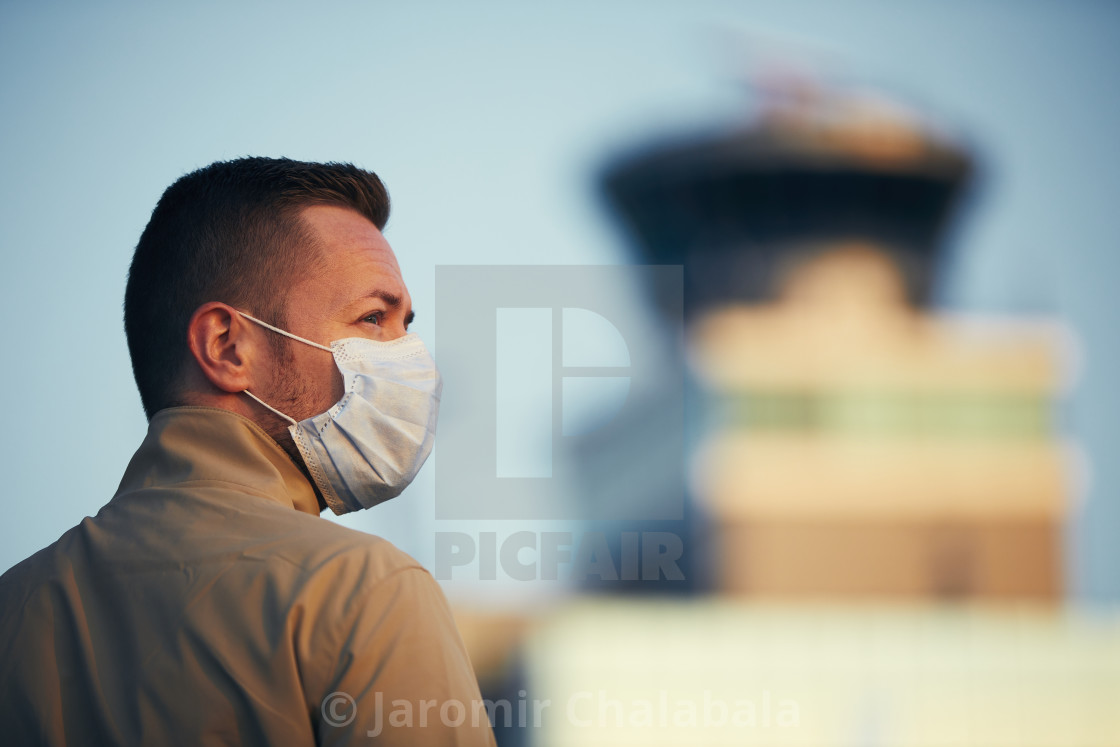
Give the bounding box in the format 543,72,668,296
124,156,390,419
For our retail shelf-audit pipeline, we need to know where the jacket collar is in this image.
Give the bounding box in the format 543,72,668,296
114,406,321,516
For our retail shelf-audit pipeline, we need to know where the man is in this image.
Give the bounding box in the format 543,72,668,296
0,157,497,745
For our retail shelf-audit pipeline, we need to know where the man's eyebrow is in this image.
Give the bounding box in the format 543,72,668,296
364,290,414,328
366,290,402,307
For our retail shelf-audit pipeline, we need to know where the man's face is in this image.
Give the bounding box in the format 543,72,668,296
258,203,414,433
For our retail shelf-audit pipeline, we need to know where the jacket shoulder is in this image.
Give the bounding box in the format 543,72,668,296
257,507,427,589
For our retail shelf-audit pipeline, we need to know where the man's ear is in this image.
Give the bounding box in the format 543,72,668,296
186,302,266,394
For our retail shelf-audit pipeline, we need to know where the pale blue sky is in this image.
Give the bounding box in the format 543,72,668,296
1,1,1118,602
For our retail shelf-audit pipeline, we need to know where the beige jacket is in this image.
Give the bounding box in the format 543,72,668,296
0,407,496,746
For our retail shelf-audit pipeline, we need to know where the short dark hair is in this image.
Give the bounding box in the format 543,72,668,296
124,156,390,419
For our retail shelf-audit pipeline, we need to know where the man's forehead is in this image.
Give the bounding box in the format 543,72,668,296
300,203,383,238
300,205,396,260
295,205,409,307
322,254,409,310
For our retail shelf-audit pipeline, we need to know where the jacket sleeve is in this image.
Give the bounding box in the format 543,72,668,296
312,566,497,747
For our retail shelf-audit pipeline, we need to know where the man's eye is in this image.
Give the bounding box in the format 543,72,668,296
363,312,383,326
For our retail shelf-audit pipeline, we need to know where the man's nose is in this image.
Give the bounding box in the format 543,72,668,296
385,320,411,340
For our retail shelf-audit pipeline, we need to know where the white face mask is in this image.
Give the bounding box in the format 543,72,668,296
237,311,442,515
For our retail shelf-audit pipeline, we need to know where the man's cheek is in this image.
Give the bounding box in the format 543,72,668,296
284,351,339,419
329,363,345,404
307,352,345,412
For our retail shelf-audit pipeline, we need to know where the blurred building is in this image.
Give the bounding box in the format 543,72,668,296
462,79,1094,747
599,80,1075,601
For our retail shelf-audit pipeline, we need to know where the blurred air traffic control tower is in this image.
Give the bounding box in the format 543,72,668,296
598,75,1076,602
482,72,1118,747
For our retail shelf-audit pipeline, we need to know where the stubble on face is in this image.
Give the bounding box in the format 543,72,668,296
257,329,321,471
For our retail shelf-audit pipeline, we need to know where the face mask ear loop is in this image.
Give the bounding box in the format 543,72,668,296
236,310,333,353
242,389,299,427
